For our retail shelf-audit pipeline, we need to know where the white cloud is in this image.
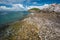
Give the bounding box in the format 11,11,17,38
0,6,11,11
33,2,37,4
0,0,26,4
11,4,25,11
0,4,25,11
0,3,60,12
27,4,49,10
27,6,40,9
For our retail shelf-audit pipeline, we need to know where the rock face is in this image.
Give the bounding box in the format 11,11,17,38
42,4,60,13
27,12,60,40
0,12,60,40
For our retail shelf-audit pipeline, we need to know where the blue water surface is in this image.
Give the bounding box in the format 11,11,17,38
0,11,30,25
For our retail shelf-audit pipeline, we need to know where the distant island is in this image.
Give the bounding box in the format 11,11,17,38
28,8,41,13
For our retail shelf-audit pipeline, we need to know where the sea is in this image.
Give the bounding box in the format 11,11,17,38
0,11,30,27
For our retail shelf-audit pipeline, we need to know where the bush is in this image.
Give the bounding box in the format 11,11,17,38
30,8,40,11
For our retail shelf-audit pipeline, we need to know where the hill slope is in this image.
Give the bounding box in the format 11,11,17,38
0,11,60,40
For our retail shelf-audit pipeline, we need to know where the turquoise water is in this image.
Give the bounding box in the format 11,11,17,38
0,11,30,25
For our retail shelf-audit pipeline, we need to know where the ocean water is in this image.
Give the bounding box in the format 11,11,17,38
0,11,30,25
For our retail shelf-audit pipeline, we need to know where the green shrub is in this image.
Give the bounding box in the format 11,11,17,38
30,8,40,11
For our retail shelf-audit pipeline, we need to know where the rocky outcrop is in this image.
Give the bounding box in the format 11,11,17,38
0,12,60,40
42,4,60,13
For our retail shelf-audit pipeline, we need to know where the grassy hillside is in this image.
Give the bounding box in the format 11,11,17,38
28,8,40,13
29,8,40,10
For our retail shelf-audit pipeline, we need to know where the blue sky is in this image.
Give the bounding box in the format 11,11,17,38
0,0,60,11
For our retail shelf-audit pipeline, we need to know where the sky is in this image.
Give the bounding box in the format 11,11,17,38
0,0,60,11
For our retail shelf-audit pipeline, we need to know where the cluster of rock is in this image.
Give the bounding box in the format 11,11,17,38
0,11,60,40
41,4,60,13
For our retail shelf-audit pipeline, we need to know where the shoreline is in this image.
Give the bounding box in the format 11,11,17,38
0,13,30,31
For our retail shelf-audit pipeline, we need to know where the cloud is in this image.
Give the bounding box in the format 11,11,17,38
0,0,26,4
27,4,60,12
0,4,25,11
27,4,49,10
33,2,37,4
0,6,11,11
0,3,60,12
